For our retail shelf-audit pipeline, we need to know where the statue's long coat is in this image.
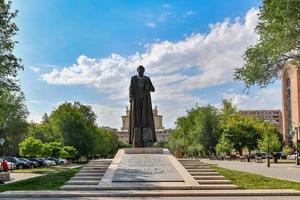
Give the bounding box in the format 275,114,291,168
129,75,157,144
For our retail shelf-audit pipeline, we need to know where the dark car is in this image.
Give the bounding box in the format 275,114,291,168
5,157,30,169
28,158,47,167
19,158,39,168
273,152,287,159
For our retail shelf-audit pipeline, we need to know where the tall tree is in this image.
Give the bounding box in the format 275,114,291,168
0,0,23,91
49,102,96,157
0,90,28,156
235,0,300,88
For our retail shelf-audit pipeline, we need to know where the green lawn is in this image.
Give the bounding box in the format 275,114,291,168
0,167,81,192
13,167,65,174
213,166,300,190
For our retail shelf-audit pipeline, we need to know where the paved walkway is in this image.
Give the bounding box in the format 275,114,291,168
1,197,300,200
5,173,44,184
203,159,300,182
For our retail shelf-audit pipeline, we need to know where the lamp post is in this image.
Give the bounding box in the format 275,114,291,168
266,133,270,168
295,126,300,165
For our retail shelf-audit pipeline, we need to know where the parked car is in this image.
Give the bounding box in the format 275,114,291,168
0,159,16,170
58,158,68,165
273,152,287,159
19,158,39,168
44,159,56,166
5,157,30,169
260,153,273,159
48,157,59,165
287,153,299,160
28,158,47,167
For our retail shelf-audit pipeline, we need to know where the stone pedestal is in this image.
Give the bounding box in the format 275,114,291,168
97,148,198,190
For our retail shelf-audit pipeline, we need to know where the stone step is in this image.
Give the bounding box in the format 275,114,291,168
83,166,109,169
74,173,104,177
71,176,101,181
3,189,300,198
195,184,238,190
197,180,232,184
80,169,107,173
187,169,215,172
60,185,97,190
184,166,211,169
65,180,99,185
193,176,226,180
190,172,219,176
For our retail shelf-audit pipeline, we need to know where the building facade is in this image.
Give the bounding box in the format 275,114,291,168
282,64,300,145
240,110,282,133
117,106,170,143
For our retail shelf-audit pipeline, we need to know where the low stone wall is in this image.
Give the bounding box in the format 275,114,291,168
0,172,10,182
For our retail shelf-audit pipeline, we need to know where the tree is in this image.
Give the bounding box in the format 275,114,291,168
168,105,221,156
235,0,300,88
49,102,96,157
221,115,261,154
215,134,234,155
0,90,28,156
0,0,23,91
61,146,77,159
258,133,282,153
19,136,43,157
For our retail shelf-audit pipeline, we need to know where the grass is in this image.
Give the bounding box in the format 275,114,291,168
0,167,81,192
213,166,300,190
13,167,66,174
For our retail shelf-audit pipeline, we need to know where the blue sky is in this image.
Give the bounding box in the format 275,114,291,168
12,0,282,129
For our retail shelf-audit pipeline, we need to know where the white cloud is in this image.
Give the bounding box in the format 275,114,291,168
29,66,40,73
41,8,260,128
222,87,281,110
162,4,171,9
184,11,195,17
146,22,156,28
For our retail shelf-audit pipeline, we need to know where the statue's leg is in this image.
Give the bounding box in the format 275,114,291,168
133,127,143,148
142,128,154,147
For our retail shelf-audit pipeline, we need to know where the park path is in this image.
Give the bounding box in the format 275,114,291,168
203,159,300,182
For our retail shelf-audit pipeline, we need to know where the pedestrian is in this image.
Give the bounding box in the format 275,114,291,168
1,159,9,172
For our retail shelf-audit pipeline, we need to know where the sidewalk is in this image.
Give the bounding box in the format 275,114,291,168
203,159,300,182
5,173,44,184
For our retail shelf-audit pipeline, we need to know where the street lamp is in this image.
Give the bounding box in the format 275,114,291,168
295,126,300,165
290,127,300,166
267,133,270,168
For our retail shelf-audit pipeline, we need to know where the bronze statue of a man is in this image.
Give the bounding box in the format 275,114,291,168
129,65,157,147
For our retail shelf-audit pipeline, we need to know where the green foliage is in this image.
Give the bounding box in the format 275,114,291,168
170,99,283,157
154,140,168,148
283,145,293,155
168,105,221,155
258,133,282,153
235,0,300,88
215,134,234,155
61,146,77,159
0,0,23,91
221,115,261,153
19,136,43,157
49,102,96,157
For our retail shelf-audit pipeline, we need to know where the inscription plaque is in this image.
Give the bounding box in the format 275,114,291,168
112,154,184,182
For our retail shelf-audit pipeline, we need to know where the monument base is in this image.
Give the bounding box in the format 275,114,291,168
97,148,199,190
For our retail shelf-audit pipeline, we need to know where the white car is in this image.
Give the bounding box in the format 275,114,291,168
0,159,16,170
58,158,68,165
287,153,299,160
44,159,56,166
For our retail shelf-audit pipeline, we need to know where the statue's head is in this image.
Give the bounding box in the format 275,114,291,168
137,65,145,76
